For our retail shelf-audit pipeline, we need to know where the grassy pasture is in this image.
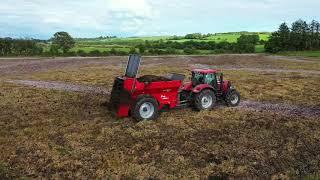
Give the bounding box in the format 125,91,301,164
71,32,270,54
172,33,269,43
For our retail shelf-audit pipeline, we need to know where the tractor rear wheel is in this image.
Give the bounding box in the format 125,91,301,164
225,90,240,107
194,89,216,111
132,96,159,121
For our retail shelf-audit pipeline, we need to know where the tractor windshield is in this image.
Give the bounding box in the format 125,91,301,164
192,72,216,86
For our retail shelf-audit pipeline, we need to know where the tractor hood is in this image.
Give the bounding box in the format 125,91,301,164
125,54,141,78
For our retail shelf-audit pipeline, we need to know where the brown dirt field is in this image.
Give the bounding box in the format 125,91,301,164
6,79,320,119
0,55,320,179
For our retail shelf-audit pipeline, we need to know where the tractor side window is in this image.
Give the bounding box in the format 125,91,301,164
192,72,204,85
205,74,215,85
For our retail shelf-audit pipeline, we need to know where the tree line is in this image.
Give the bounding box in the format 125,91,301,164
169,33,215,40
0,38,44,56
266,19,320,52
136,34,260,54
0,33,260,56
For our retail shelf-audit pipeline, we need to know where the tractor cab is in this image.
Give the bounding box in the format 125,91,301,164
191,69,223,89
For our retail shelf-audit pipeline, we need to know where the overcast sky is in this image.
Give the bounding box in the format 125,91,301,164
0,0,319,39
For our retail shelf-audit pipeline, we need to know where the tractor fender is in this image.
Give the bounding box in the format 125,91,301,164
192,84,215,94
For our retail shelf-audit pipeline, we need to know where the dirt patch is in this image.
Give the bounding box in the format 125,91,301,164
1,55,319,77
265,55,318,62
0,57,127,76
189,63,320,74
238,100,320,118
220,67,320,74
6,80,109,95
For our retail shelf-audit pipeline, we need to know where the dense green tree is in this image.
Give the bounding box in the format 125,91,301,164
290,19,309,50
310,20,320,49
0,38,12,56
236,35,259,53
266,19,320,53
0,38,43,56
185,33,202,39
51,32,75,53
137,44,146,54
278,23,291,50
49,44,59,55
265,31,281,53
129,47,138,54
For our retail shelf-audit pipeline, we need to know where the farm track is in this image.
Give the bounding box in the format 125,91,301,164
220,67,320,74
6,79,320,118
1,55,319,76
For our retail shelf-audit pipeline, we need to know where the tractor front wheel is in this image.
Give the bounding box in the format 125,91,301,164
132,96,159,121
194,89,216,111
225,90,240,107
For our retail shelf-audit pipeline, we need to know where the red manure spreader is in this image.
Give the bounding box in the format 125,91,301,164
109,55,240,121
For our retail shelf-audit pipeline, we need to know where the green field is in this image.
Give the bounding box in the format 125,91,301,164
172,33,270,43
75,32,270,46
102,36,171,41
68,32,270,54
206,33,269,42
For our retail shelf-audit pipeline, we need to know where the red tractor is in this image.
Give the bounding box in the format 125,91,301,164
109,55,240,121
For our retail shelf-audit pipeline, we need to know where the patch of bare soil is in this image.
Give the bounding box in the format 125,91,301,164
1,55,319,77
239,100,320,118
6,80,109,95
265,55,318,62
0,57,127,76
189,63,320,74
220,67,320,74
6,80,320,118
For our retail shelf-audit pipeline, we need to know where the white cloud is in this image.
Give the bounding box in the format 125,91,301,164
0,0,319,38
107,0,156,18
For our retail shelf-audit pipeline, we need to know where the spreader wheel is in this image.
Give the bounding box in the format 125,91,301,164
132,96,159,121
225,90,240,107
194,89,216,111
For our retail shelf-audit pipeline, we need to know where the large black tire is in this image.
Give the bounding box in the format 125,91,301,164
225,90,240,107
194,89,216,111
132,96,159,121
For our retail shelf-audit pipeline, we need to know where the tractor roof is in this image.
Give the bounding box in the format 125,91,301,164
192,68,218,74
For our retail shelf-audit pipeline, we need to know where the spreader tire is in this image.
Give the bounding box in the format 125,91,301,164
194,89,216,111
132,96,159,121
225,90,240,107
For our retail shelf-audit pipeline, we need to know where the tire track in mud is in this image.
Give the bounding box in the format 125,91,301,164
190,64,320,74
5,80,320,119
238,100,320,118
221,67,320,74
5,80,109,95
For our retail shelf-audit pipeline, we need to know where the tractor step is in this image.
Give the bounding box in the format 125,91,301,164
175,101,190,109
